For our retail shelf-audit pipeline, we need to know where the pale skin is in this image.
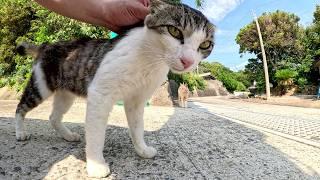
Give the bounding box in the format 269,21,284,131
34,0,150,33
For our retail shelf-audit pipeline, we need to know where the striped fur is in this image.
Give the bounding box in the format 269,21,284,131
15,0,215,177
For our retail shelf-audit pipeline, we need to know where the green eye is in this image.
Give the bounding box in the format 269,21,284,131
199,40,212,50
167,26,183,40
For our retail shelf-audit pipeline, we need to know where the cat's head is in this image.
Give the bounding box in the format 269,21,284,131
145,0,215,74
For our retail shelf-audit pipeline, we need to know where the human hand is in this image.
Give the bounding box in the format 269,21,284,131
100,0,150,32
35,0,150,33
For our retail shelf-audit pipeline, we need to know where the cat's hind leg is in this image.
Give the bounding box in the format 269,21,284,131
124,96,157,159
49,91,80,142
15,71,52,141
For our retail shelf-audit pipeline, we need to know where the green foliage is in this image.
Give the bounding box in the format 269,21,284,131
314,5,320,23
297,77,308,89
168,72,206,91
305,5,320,60
234,70,251,88
236,11,303,62
195,0,204,7
0,0,109,91
198,62,247,92
219,72,246,92
0,0,34,77
275,69,298,81
236,7,320,95
236,11,305,78
275,69,298,94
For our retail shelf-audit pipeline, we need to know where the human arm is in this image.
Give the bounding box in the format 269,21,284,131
34,0,150,33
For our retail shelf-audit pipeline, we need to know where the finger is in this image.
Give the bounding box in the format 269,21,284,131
132,4,150,20
105,23,121,33
137,0,150,7
144,0,150,7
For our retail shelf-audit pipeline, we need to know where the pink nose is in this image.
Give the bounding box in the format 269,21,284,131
180,58,193,69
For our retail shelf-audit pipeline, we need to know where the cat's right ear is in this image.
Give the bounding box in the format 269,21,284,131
150,0,167,13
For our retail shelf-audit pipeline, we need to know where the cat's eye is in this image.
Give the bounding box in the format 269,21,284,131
199,40,212,50
167,26,183,40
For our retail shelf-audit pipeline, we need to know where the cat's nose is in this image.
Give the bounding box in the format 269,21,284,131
180,58,193,69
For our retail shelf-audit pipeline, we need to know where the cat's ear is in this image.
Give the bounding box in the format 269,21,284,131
150,0,168,13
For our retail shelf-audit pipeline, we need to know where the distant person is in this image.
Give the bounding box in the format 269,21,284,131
35,0,150,33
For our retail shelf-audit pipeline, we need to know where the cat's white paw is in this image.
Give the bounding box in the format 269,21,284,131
63,132,81,142
136,146,157,159
16,131,30,141
86,161,110,178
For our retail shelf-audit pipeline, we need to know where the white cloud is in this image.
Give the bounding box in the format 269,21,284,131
230,61,248,71
201,0,243,22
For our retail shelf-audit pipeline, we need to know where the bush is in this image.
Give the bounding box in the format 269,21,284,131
275,69,298,81
198,62,247,92
168,72,206,91
219,72,246,92
0,0,109,91
297,77,308,89
275,69,298,87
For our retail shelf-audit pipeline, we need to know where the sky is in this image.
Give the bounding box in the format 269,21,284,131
182,0,319,71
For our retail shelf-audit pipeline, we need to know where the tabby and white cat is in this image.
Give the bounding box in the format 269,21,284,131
15,0,215,177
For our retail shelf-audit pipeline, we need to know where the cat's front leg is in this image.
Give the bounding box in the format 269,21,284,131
85,89,113,178
124,97,157,159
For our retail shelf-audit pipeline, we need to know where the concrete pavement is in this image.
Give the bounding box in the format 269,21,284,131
0,99,319,179
190,97,320,146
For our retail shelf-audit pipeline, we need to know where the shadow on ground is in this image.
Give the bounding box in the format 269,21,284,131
0,101,319,179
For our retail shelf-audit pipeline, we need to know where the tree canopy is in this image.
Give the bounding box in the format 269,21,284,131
236,11,304,71
236,8,319,93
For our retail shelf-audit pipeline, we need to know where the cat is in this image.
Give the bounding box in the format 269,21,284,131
178,83,190,108
15,0,215,177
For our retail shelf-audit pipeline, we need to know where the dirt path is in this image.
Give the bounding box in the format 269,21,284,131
0,99,319,179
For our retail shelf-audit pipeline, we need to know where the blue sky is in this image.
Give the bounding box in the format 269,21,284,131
182,0,319,71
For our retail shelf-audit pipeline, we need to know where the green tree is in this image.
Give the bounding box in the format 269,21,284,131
236,11,304,71
0,0,108,90
305,5,320,62
236,10,313,92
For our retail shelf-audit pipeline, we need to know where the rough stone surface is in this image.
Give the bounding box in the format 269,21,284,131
197,80,229,97
170,80,229,98
0,99,319,179
150,81,173,106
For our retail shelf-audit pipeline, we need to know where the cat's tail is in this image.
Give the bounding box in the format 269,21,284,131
16,42,39,58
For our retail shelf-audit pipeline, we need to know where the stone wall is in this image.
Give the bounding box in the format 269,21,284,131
150,81,174,106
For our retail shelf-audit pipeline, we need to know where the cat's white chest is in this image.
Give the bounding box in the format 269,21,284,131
90,28,170,101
